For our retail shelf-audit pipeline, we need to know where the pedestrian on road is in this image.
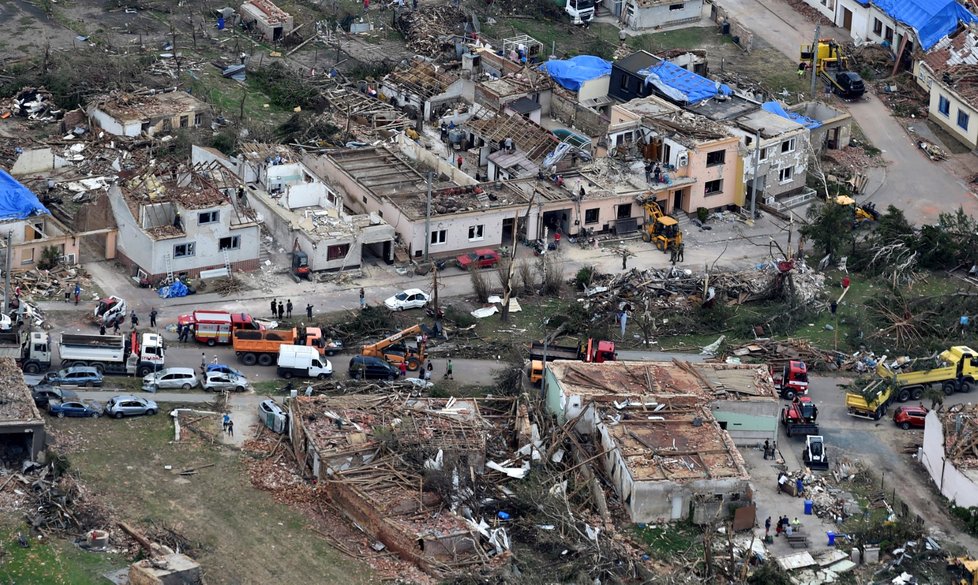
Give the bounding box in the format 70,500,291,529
99,324,106,336
763,439,771,460
277,301,284,320
426,360,434,375
445,358,453,380
398,361,407,377
113,320,121,334
359,288,366,309
201,353,207,374
621,249,628,270
423,368,432,383
676,243,684,263
226,419,234,437
306,304,313,318
775,516,783,537
286,300,293,319
764,516,771,537
74,282,81,305
149,309,158,328
271,299,277,317
131,311,139,328
222,412,231,432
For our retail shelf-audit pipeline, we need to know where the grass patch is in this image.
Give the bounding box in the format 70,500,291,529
632,522,702,559
0,518,124,585
627,26,731,52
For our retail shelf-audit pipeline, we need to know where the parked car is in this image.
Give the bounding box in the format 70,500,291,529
384,289,431,311
49,400,102,418
142,367,199,391
43,366,103,387
349,355,400,381
31,386,78,410
105,395,159,419
893,405,928,430
203,372,250,393
258,399,287,433
456,248,500,270
206,363,245,378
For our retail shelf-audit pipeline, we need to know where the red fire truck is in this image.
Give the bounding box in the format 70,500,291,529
177,311,262,346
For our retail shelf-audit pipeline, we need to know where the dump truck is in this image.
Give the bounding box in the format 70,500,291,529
58,331,165,376
876,346,978,397
361,324,425,371
780,396,819,437
639,197,682,253
528,338,616,384
0,329,53,374
800,39,865,99
177,310,262,346
845,377,893,420
232,327,324,366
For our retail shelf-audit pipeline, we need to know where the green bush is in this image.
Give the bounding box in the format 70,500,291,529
696,207,709,222
574,265,595,289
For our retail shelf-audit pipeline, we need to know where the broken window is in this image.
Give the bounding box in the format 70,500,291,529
780,138,795,154
430,230,447,245
706,150,726,166
585,208,599,225
327,244,349,260
179,115,189,128
194,113,203,126
616,203,632,219
778,167,793,183
219,236,240,251
468,225,485,241
198,211,219,225
704,179,723,195
174,243,195,258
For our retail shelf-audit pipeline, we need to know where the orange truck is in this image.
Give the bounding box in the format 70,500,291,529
232,327,324,366
178,310,262,346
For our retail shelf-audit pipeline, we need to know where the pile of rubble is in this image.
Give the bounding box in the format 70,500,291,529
14,264,96,302
394,6,468,54
7,87,63,122
875,74,929,118
0,463,113,538
727,338,839,370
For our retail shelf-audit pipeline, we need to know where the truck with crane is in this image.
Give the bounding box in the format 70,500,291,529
177,310,262,346
772,360,809,399
361,324,426,371
527,337,617,384
233,327,324,366
58,331,165,376
800,39,865,99
638,197,682,253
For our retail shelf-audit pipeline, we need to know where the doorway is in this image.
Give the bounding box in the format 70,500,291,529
841,7,852,30
672,189,684,212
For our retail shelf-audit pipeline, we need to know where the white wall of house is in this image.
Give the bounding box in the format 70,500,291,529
797,0,836,22
740,130,810,198
625,0,702,29
578,76,611,104
836,0,871,40
921,410,978,508
89,109,140,137
928,83,978,149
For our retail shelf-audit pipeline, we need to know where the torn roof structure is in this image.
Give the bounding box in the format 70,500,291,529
465,113,559,162
864,0,977,51
922,25,978,104
87,90,207,129
384,60,456,101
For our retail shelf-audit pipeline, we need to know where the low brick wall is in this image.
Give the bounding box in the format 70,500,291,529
710,4,753,53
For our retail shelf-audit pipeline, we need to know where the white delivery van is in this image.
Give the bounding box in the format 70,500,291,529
276,345,332,379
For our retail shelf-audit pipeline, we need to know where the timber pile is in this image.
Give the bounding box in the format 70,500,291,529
942,403,978,465
206,276,244,297
394,6,468,54
19,465,112,536
14,264,95,303
727,339,836,370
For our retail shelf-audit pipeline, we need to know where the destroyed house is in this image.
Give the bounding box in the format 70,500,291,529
288,395,491,571
544,360,776,523
317,145,542,259
240,0,294,41
86,90,209,138
107,161,259,282
0,357,45,466
474,76,553,125
195,144,395,270
621,0,703,31
915,25,978,150
922,403,978,508
0,170,81,270
730,106,812,203
380,61,466,121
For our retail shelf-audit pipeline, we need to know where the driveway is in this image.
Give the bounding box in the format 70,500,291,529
716,0,978,224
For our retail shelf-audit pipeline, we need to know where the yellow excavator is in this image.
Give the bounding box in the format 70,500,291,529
950,557,978,585
834,195,879,228
361,324,425,371
639,197,682,253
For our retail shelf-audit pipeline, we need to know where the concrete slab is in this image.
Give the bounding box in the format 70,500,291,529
776,550,816,571
815,549,848,566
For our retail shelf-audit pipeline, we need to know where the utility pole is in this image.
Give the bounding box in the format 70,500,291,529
750,127,764,222
810,25,821,98
423,172,432,262
2,231,11,314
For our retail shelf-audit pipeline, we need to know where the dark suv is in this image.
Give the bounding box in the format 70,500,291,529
349,356,400,381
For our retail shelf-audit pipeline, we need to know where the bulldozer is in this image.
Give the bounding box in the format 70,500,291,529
949,557,978,585
800,39,865,99
834,195,880,228
639,197,682,253
803,435,829,471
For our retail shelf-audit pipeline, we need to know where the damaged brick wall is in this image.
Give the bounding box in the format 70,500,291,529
550,93,609,138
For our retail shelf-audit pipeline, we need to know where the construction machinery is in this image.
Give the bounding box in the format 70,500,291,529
800,39,865,99
949,557,978,585
361,324,426,371
845,377,894,420
878,346,978,396
290,241,311,282
780,396,819,437
802,435,829,470
93,295,127,327
834,195,880,228
639,197,682,253
772,360,809,399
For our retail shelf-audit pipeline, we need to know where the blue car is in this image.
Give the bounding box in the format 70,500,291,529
49,400,102,418
43,366,104,388
207,363,245,378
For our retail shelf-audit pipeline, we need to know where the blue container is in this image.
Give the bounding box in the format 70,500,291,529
497,511,510,520
827,531,836,546
796,478,804,494
804,499,814,515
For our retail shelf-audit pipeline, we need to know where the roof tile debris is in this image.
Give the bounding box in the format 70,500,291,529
88,89,207,122
0,358,41,422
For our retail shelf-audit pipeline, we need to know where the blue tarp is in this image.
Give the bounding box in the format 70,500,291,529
158,281,189,299
540,56,612,92
761,101,822,129
637,61,731,104
0,170,49,221
870,0,977,50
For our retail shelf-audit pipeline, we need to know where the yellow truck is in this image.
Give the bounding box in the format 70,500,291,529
845,378,893,420
879,346,978,397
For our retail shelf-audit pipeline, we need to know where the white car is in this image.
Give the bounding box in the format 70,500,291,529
203,372,250,393
142,367,199,391
384,288,431,311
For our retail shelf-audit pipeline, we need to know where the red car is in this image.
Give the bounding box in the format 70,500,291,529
456,248,500,270
893,405,928,430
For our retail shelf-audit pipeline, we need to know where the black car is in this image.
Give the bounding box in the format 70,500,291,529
31,386,79,410
835,71,865,99
349,356,400,381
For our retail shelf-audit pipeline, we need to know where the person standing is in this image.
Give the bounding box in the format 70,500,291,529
423,367,432,383
222,413,231,433
277,301,284,320
445,358,454,380
130,311,139,328
398,361,407,377
201,352,207,374
621,249,628,270
456,154,463,169
149,309,158,328
99,324,106,336
764,516,772,537
763,439,771,460
113,320,121,334
359,288,366,309
73,282,81,305
270,299,278,317
306,304,313,319
226,419,234,437
554,232,560,248
286,300,293,319
775,516,783,537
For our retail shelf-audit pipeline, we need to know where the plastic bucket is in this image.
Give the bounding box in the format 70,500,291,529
827,531,836,546
804,499,814,515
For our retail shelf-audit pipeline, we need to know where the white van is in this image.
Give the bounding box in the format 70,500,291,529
276,345,332,379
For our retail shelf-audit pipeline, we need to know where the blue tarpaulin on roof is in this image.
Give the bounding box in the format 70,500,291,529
0,169,49,221
637,61,731,104
762,101,823,129
540,56,612,91
872,0,977,50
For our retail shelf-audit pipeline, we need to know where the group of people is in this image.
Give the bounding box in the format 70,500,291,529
221,412,235,437
645,161,663,185
405,358,454,381
765,515,801,537
270,299,294,320
97,309,157,335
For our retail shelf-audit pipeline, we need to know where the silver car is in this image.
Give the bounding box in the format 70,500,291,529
142,367,199,391
105,395,159,419
203,372,250,393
